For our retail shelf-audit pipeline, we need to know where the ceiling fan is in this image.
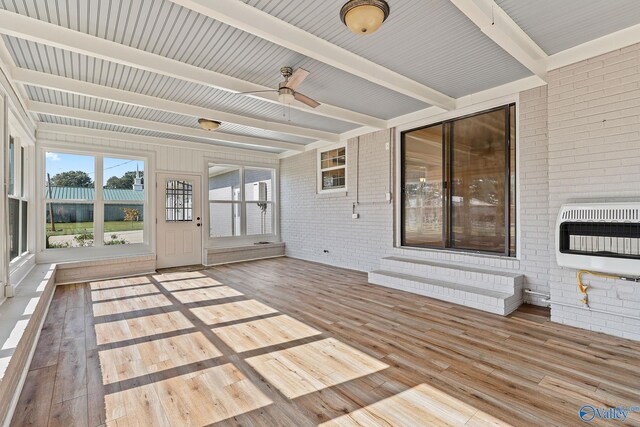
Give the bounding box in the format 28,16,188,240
241,66,321,108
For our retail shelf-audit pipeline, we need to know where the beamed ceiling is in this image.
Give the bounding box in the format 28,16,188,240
1,0,639,154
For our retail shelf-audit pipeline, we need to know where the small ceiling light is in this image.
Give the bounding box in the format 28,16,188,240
278,87,296,105
198,118,221,131
340,0,390,35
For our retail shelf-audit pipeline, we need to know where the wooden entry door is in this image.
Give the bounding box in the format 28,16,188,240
156,173,202,268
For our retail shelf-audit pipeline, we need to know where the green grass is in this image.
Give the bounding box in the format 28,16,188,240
46,221,143,236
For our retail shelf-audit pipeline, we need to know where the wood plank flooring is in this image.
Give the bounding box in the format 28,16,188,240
10,257,640,426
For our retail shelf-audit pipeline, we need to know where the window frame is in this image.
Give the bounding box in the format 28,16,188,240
8,136,30,264
40,147,151,258
399,104,517,257
207,162,279,248
317,143,347,194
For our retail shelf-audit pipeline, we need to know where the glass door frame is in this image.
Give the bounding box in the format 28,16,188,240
399,104,516,257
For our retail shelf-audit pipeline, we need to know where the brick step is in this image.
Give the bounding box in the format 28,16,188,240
380,256,523,293
368,270,522,316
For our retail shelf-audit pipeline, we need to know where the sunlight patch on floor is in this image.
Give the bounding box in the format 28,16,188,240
104,363,272,426
93,310,194,346
98,331,223,384
157,276,225,292
246,337,388,399
151,272,207,283
89,276,152,291
190,299,278,325
171,285,244,304
320,383,512,427
90,283,159,302
92,293,172,317
213,314,322,352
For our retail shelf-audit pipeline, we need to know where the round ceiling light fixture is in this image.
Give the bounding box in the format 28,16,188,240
340,0,390,35
198,118,221,131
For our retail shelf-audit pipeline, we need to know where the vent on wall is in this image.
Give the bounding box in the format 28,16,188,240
556,203,640,276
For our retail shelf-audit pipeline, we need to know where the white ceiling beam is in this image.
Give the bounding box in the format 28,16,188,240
37,123,281,157
167,0,456,110
12,67,338,143
27,101,304,152
548,22,640,71
450,0,548,80
0,10,385,129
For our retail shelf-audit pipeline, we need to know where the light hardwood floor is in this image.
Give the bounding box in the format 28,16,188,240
10,258,640,426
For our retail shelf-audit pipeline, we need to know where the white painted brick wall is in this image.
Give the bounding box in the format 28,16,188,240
280,96,551,304
280,130,394,272
519,86,550,305
548,43,640,341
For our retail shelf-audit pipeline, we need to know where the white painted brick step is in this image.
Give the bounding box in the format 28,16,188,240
380,256,524,293
368,270,522,316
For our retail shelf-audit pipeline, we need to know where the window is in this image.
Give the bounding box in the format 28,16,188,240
208,164,275,240
45,152,146,249
8,137,29,262
103,157,145,245
318,145,346,192
401,104,516,256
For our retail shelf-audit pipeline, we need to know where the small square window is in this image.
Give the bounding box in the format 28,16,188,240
318,145,347,192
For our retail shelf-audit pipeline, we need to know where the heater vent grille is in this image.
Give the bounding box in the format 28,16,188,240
556,203,640,275
561,208,640,222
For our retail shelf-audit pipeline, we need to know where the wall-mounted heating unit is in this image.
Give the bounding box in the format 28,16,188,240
556,203,640,276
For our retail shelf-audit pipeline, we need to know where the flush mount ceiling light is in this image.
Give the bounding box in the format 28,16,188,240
198,118,221,131
340,0,390,35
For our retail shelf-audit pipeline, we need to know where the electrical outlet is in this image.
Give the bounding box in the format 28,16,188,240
352,213,360,219
385,142,390,151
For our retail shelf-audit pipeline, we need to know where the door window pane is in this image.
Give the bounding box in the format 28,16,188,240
451,109,507,253
403,125,444,247
46,202,94,248
245,168,273,202
166,180,193,221
9,198,19,260
208,165,241,201
209,203,241,237
45,152,95,199
104,204,144,245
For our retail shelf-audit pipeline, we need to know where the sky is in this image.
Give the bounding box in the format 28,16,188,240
45,152,145,186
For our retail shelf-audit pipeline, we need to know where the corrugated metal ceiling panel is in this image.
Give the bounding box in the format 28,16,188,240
496,0,640,55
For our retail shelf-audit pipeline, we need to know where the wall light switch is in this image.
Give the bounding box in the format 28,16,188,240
385,192,392,201
352,213,360,219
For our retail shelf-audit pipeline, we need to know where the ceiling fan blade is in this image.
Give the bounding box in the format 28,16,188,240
238,89,277,95
287,68,310,90
294,92,321,108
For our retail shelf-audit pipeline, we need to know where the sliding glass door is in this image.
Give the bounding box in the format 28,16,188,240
401,104,516,256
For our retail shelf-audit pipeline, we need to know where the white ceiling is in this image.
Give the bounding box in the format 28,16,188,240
0,0,639,153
